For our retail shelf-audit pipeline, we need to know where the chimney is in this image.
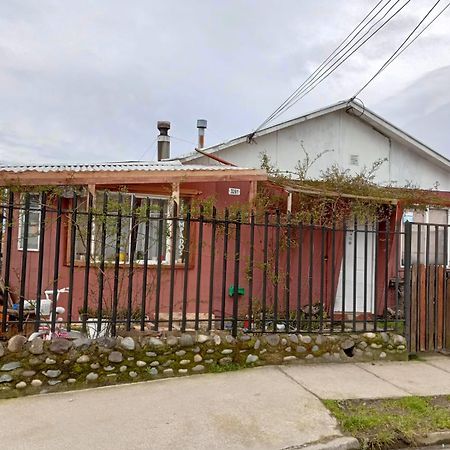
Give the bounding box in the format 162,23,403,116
157,121,171,161
197,119,207,149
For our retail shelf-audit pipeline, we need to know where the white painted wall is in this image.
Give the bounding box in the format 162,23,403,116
189,109,450,190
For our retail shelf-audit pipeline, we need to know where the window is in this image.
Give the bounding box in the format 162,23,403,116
72,192,185,265
18,193,41,251
349,154,359,166
134,197,169,263
401,207,450,267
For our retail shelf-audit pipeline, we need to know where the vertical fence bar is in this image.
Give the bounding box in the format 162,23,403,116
308,216,314,332
111,193,123,337
416,223,422,351
34,192,47,332
232,212,241,337
330,221,336,333
18,193,31,332
341,220,347,333
363,219,369,331
296,222,303,332
81,193,93,334
0,202,3,275
181,208,191,332
67,193,78,332
285,214,291,332
434,224,439,349
96,192,107,335
384,217,390,331
262,212,269,333
140,197,151,331
220,209,229,330
126,199,138,331
208,207,217,331
352,217,358,332
50,196,63,333
320,224,325,333
394,219,400,333
194,206,204,330
2,190,14,333
168,202,178,331
247,210,255,332
373,221,379,332
425,224,430,350
404,220,412,353
273,210,281,332
153,204,164,332
443,224,449,350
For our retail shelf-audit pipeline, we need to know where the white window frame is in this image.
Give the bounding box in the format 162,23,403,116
401,207,450,268
18,193,41,252
73,192,181,266
132,194,172,265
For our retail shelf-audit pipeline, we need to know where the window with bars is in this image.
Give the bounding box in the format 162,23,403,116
18,193,41,251
72,192,186,265
401,207,450,267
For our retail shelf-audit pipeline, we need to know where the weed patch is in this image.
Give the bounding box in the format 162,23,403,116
324,396,450,449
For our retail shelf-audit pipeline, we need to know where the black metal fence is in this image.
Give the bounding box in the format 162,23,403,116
0,192,410,338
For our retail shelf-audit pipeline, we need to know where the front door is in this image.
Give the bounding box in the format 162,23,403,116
334,222,376,313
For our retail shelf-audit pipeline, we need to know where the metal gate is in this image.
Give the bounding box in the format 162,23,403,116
404,221,450,353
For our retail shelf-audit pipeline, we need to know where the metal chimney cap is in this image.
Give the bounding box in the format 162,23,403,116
197,119,207,129
157,121,171,133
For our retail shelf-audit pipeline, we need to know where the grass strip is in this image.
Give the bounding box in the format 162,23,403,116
324,396,450,449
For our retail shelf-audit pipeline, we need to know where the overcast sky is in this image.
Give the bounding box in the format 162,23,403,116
0,0,449,164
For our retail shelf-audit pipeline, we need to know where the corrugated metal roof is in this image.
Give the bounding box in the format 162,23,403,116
0,160,252,173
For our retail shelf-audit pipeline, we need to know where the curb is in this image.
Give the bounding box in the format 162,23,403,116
416,431,450,446
283,436,360,450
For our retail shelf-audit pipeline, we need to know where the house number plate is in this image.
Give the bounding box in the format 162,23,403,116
228,188,241,196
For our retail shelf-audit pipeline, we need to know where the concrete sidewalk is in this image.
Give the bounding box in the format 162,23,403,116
280,354,450,399
0,366,343,450
1,355,449,450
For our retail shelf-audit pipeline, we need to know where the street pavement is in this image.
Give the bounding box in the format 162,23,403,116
1,355,450,449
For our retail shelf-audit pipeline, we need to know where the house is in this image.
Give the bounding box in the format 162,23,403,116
182,100,450,192
183,100,450,306
0,122,267,333
1,116,448,338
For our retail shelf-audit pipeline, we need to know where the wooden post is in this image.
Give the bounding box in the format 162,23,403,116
172,182,180,210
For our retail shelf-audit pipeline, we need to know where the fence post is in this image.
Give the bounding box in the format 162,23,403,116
404,220,412,353
232,212,241,337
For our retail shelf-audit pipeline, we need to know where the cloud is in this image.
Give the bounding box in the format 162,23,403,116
378,65,450,158
0,0,448,163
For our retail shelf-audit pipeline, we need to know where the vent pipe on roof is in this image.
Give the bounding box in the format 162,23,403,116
197,119,207,149
157,121,171,161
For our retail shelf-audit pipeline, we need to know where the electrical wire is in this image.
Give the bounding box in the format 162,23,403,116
258,0,412,130
256,0,392,131
252,0,412,137
351,0,450,99
137,137,157,161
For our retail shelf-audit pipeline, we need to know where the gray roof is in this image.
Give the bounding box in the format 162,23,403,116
0,160,252,173
181,100,450,170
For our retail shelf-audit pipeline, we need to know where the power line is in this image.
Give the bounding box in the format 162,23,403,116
258,0,412,131
137,136,157,161
256,0,390,131
351,0,450,99
252,0,412,137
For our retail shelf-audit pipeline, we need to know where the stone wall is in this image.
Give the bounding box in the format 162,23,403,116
0,331,407,398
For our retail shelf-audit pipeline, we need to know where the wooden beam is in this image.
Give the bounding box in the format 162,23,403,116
0,169,267,187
